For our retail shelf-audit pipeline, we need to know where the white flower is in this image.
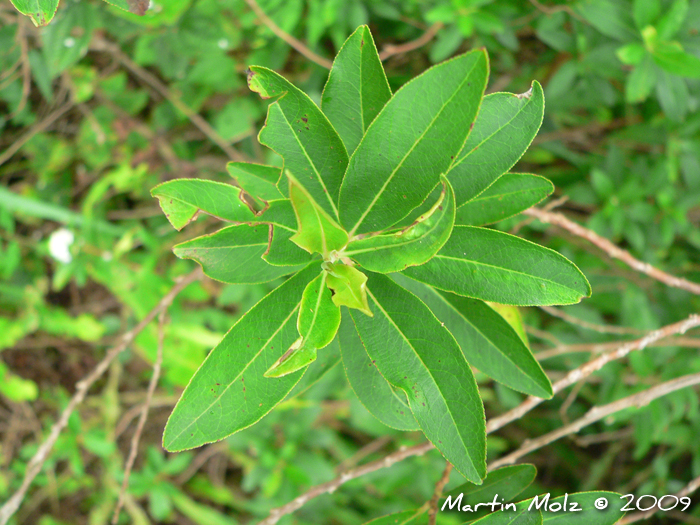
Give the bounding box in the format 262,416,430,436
48,228,75,263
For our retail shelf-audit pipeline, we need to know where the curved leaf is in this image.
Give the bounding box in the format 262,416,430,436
227,162,284,205
455,174,553,226
447,82,545,207
402,226,591,306
163,264,318,451
339,50,488,235
351,273,486,482
345,176,455,273
325,263,372,316
173,225,301,284
321,25,392,155
339,314,418,431
152,179,256,231
286,336,341,399
10,0,59,26
263,226,315,267
392,275,552,398
247,66,348,218
255,199,297,231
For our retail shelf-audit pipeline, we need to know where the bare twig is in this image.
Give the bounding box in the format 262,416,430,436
618,474,700,524
539,305,643,335
535,336,700,360
0,101,73,167
488,372,700,470
428,462,453,525
379,22,444,61
524,207,700,295
242,0,332,69
0,268,202,525
112,311,168,524
489,314,700,433
257,315,700,524
89,38,247,162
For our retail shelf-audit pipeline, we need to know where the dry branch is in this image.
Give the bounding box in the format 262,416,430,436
0,269,202,525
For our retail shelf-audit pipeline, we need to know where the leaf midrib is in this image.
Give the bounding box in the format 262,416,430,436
348,58,481,236
366,288,477,473
166,302,301,446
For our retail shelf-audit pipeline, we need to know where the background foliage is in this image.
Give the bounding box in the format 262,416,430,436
1,0,700,523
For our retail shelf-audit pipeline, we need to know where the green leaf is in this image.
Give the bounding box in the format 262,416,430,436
288,171,349,257
448,82,545,207
324,262,373,316
101,0,150,16
338,50,488,235
286,336,341,398
363,509,426,524
321,25,392,155
652,42,700,78
633,0,660,29
298,271,341,348
625,53,658,103
264,336,317,378
470,501,541,525
351,273,486,482
540,492,626,524
402,226,591,306
226,162,284,205
487,303,529,345
656,0,688,40
9,0,59,26
655,69,689,121
263,226,315,267
247,66,348,218
151,179,256,231
455,174,553,226
255,199,298,231
444,464,537,521
339,314,418,431
173,225,302,284
392,276,551,398
344,176,455,273
163,265,317,451
575,0,638,42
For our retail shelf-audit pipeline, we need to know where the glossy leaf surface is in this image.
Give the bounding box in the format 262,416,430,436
393,276,552,398
339,50,488,235
325,263,372,316
447,82,545,206
351,273,486,482
455,174,553,226
339,314,418,431
152,179,255,231
321,25,392,155
403,226,591,306
248,66,348,218
345,176,455,273
288,172,349,257
163,265,317,451
173,225,300,284
226,162,284,205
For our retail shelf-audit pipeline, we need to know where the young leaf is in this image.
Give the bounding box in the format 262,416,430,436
344,176,455,273
162,264,318,452
402,226,591,306
652,41,700,78
263,226,315,267
487,303,529,345
447,82,545,206
247,66,348,218
297,271,341,348
286,336,341,399
173,225,302,284
455,173,554,226
338,50,488,235
444,464,537,522
392,275,552,398
321,25,392,155
540,492,626,524
227,162,284,205
351,273,486,483
339,314,418,431
151,179,256,231
324,263,372,316
288,172,349,257
264,336,317,378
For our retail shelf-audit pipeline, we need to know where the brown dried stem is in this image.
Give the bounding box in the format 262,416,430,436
378,22,444,61
524,207,700,295
0,268,202,525
428,462,453,525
